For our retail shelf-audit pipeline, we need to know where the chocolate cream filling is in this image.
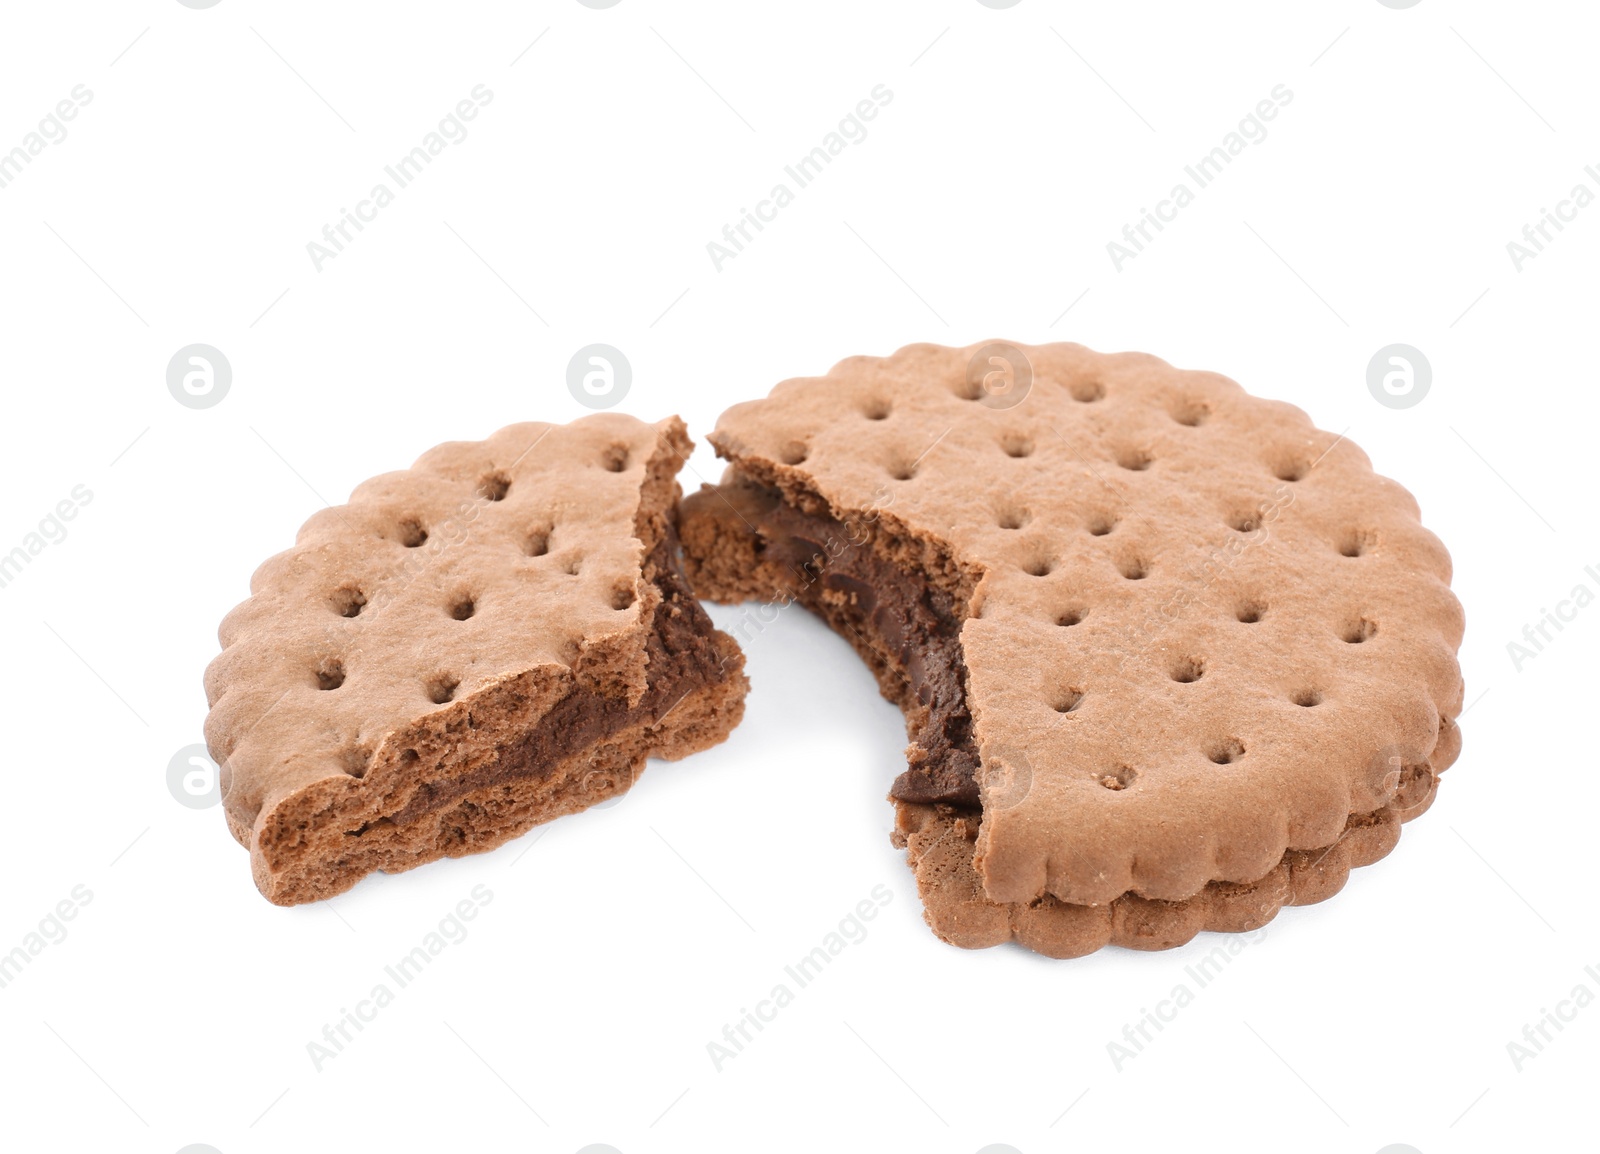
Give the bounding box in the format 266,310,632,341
735,479,982,809
354,528,733,833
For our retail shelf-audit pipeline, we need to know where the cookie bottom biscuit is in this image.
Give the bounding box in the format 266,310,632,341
891,757,1447,957
680,467,1459,955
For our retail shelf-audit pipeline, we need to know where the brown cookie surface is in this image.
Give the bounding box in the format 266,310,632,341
680,341,1464,956
205,413,747,905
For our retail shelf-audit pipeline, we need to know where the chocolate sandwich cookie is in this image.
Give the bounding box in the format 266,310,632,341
680,342,1464,957
205,414,748,905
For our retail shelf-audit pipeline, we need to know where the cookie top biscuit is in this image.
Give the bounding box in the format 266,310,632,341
707,342,1465,907
204,413,690,845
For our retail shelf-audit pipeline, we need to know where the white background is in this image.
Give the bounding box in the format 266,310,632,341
0,1,1594,1151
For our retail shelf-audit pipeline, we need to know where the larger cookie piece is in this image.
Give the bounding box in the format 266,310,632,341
680,342,1464,957
206,414,747,905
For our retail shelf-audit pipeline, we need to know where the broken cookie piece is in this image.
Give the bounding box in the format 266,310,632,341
205,414,747,905
679,341,1464,957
